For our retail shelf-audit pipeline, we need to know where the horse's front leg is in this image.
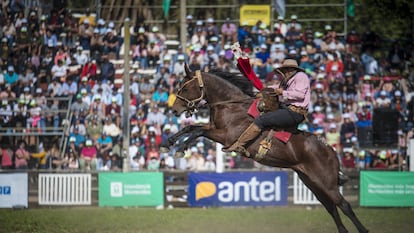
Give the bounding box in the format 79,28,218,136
164,124,211,148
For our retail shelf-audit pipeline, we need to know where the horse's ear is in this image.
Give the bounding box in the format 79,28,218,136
184,63,191,76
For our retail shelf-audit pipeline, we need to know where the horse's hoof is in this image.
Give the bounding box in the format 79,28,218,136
175,151,185,158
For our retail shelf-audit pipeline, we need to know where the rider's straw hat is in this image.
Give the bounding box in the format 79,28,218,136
275,59,304,72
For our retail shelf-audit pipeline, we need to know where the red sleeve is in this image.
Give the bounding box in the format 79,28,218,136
237,58,263,90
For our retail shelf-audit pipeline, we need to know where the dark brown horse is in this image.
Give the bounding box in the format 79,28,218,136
166,67,368,233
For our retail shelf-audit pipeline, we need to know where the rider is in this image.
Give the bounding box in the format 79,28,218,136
223,59,310,157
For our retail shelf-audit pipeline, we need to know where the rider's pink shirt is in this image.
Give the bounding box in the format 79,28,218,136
273,71,310,109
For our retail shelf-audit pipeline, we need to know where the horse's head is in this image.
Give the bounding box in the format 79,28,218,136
172,64,205,117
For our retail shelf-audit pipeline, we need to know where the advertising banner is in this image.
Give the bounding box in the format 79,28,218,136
188,172,288,207
0,173,28,208
360,171,414,207
99,172,164,207
240,5,271,26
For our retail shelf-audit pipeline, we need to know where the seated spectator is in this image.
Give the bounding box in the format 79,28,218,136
147,155,160,170
90,28,104,56
96,132,113,157
40,99,60,132
80,139,97,170
103,28,119,59
78,18,93,50
65,149,80,170
325,123,340,151
74,46,88,66
71,93,89,113
86,115,103,142
341,147,356,169
68,126,86,148
28,99,41,130
375,90,391,108
356,112,372,128
102,117,121,140
372,150,388,169
51,59,68,82
146,105,166,126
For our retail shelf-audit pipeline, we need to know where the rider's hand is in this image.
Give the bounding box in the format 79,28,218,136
274,88,283,95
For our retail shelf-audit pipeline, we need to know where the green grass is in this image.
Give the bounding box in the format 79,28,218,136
0,207,412,233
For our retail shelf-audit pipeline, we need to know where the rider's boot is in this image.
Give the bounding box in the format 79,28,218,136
222,123,261,157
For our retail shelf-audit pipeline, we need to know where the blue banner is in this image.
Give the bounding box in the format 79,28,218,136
188,172,288,207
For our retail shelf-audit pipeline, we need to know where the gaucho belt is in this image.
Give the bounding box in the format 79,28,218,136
288,105,308,116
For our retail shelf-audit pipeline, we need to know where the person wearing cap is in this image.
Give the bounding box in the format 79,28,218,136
39,98,60,132
391,90,406,112
103,27,120,59
204,45,219,70
224,59,310,157
80,139,97,170
254,43,270,80
90,27,104,55
285,21,302,50
190,27,206,50
97,131,113,158
78,16,94,50
5,66,19,89
51,58,68,83
287,15,302,31
274,15,287,37
221,18,237,47
375,90,391,108
79,8,96,27
100,55,115,83
340,113,356,145
105,95,121,125
74,46,88,65
173,53,186,76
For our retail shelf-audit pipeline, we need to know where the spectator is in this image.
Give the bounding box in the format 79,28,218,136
14,140,30,170
80,139,97,170
96,132,113,157
221,18,237,47
341,147,356,169
0,144,14,169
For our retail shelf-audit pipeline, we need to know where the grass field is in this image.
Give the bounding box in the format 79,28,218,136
0,206,412,233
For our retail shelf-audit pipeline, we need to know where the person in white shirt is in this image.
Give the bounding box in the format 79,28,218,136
74,46,89,65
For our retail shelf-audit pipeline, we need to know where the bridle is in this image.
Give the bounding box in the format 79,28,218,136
175,70,205,117
175,70,256,116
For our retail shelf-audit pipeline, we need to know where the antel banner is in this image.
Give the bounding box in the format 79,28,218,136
0,173,28,208
239,5,271,26
188,172,288,207
360,171,414,207
99,172,164,207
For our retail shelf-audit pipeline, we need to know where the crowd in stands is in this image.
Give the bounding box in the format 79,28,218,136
0,2,413,172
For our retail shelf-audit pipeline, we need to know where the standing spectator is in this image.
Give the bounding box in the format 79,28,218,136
0,145,14,169
14,140,30,170
340,113,356,145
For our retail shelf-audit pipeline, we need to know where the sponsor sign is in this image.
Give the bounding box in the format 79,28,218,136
360,171,414,207
0,173,28,208
99,172,164,207
189,172,288,207
240,5,271,26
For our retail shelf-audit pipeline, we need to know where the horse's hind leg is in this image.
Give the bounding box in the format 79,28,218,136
297,172,348,233
337,196,369,233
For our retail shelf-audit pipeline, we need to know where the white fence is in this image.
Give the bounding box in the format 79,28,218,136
38,174,92,205
293,172,343,205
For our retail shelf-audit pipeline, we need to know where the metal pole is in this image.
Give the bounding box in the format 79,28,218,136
122,18,131,172
180,0,187,49
344,0,347,38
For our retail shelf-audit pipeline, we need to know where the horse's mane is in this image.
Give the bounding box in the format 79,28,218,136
208,69,255,97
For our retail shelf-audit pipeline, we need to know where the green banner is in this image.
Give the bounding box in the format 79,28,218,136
99,172,164,207
360,171,414,207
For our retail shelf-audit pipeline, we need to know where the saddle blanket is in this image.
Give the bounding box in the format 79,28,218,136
247,99,292,143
